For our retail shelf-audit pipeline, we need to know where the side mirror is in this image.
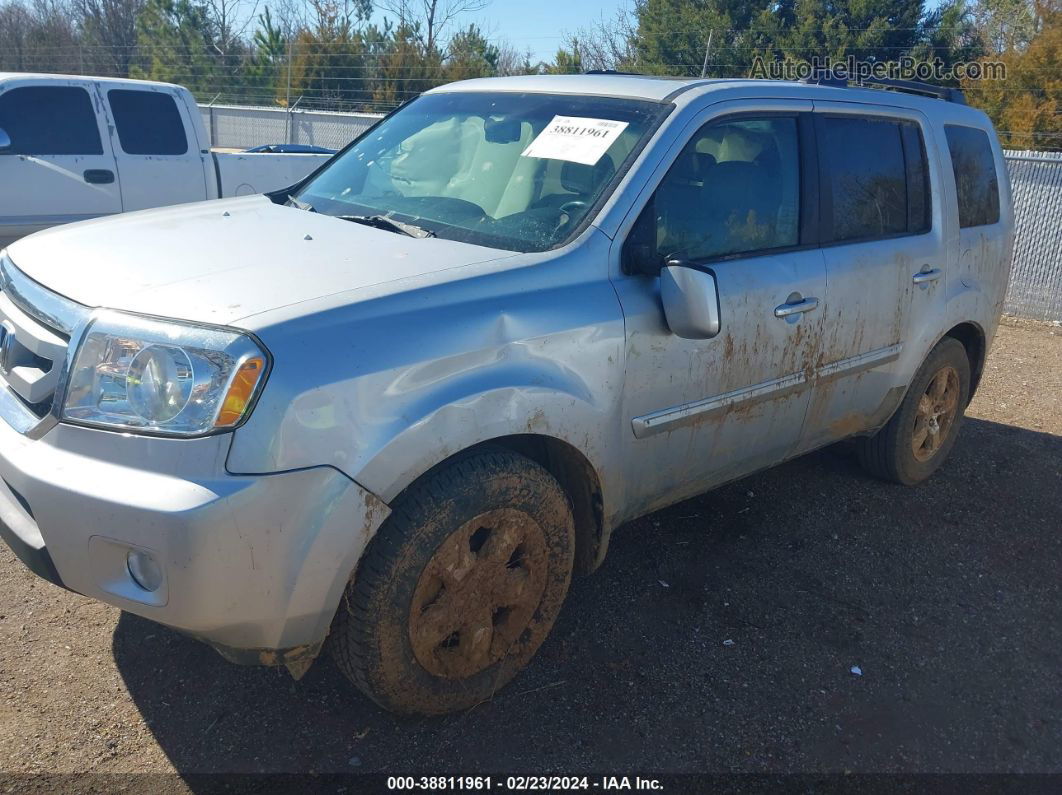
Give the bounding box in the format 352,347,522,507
660,260,721,339
0,128,11,153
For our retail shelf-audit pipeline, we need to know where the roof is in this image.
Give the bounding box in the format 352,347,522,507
0,73,182,91
427,74,731,102
427,73,979,114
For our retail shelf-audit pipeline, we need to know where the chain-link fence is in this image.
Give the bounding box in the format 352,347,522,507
198,102,383,150
1003,151,1062,322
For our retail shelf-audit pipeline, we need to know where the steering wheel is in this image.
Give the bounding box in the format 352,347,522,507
558,200,589,219
553,200,589,235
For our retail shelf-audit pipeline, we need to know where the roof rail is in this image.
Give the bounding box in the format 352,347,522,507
859,76,966,105
801,73,966,104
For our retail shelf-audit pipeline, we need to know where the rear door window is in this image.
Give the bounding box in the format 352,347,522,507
0,85,103,155
818,116,911,242
107,89,189,155
901,123,931,234
945,125,1000,228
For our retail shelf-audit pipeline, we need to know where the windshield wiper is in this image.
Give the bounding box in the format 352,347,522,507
287,195,316,212
338,214,435,239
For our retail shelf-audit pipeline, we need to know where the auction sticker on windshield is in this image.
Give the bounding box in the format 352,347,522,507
521,116,629,166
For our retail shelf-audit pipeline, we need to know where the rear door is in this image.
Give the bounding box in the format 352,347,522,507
796,104,946,452
0,81,121,248
104,87,210,211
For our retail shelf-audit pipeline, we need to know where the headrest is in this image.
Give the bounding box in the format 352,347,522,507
662,151,717,188
712,161,760,182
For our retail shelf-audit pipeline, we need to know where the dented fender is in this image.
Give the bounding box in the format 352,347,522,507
227,227,628,532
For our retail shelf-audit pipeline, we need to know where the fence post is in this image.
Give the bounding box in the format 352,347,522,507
207,93,221,149
285,38,293,143
288,96,304,145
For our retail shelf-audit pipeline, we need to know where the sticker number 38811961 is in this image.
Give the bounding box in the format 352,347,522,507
520,115,630,166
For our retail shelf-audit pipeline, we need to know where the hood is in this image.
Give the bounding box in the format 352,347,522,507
6,195,515,326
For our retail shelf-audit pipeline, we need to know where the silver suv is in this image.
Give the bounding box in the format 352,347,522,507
0,74,1014,715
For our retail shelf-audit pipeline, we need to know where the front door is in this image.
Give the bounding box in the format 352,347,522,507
612,105,826,519
0,81,122,248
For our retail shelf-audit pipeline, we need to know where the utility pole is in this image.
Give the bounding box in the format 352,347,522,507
700,29,714,78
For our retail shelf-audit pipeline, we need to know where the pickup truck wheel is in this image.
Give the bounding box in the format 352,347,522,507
331,447,574,715
857,337,971,485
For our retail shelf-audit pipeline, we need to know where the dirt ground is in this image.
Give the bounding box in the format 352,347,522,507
0,319,1060,779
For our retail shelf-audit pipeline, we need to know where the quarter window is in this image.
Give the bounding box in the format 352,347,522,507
633,117,801,265
945,125,1000,228
108,89,189,155
0,86,102,156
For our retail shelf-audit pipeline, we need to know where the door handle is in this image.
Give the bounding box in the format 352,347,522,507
83,169,115,185
913,268,942,285
774,296,819,318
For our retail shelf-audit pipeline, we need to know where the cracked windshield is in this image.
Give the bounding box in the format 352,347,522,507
294,91,669,252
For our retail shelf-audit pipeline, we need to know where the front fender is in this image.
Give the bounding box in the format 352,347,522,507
227,231,627,523
355,381,619,509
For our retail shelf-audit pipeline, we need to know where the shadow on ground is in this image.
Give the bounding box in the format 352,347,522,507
112,418,1062,775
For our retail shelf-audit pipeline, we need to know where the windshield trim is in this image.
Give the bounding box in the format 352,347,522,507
273,92,676,254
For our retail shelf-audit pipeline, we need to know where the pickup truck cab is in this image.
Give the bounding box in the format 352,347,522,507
0,73,330,248
0,74,1014,715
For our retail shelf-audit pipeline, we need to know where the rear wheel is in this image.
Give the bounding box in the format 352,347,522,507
331,447,574,715
857,337,971,485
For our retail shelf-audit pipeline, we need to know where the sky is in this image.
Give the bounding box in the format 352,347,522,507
385,0,628,63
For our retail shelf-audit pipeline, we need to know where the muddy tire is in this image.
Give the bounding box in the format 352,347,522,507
857,337,971,486
331,447,575,715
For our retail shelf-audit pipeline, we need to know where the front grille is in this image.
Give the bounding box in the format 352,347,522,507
0,292,67,417
0,256,88,434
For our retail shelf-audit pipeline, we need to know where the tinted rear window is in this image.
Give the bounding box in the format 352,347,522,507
945,125,1000,228
0,85,102,155
820,116,908,242
901,123,931,234
108,89,188,155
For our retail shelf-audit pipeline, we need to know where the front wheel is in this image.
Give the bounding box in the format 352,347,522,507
331,447,575,715
857,337,971,485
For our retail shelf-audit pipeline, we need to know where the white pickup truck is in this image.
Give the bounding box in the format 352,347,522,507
0,73,332,248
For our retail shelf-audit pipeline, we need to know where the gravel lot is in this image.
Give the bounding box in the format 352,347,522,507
0,319,1059,778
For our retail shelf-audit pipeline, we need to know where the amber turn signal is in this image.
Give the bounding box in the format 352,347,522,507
215,356,265,427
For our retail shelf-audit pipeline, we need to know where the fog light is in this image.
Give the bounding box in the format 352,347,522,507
126,549,163,592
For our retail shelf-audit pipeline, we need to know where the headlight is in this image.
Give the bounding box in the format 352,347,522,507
62,311,269,436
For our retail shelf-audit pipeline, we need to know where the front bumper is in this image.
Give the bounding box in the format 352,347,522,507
0,419,390,658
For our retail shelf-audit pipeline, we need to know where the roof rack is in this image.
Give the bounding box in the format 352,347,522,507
584,69,645,76
801,73,966,104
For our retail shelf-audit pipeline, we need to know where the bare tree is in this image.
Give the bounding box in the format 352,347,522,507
265,0,306,39
0,1,36,71
205,0,260,53
377,0,490,52
494,40,534,75
72,0,145,76
562,1,638,72
1,0,80,73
